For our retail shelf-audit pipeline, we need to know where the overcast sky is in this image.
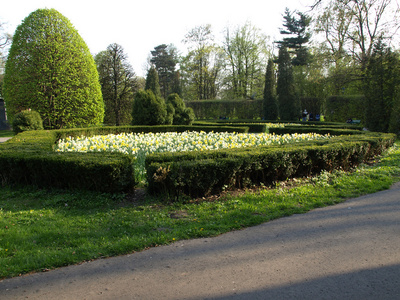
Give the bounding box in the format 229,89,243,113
1,0,310,76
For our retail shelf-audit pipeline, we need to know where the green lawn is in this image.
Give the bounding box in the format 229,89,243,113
1,142,400,279
0,130,14,138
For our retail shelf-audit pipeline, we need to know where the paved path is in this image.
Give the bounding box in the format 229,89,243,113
0,137,12,143
1,183,400,299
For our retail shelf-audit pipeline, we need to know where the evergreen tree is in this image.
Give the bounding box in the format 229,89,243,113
277,47,298,120
3,9,104,129
145,66,161,97
263,59,278,120
150,44,178,99
166,93,195,125
131,90,167,125
364,38,400,132
277,8,311,66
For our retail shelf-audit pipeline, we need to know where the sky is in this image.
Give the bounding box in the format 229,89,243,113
1,0,311,77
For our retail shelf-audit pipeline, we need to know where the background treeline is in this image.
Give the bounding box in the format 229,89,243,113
1,0,400,133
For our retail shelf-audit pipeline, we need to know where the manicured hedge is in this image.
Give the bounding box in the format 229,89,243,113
0,125,248,192
0,124,395,197
145,132,395,199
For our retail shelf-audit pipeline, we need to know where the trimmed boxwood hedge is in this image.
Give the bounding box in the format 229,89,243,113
146,132,395,199
0,125,248,192
0,124,395,196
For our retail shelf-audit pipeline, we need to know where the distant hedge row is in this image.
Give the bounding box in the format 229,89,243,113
0,125,248,192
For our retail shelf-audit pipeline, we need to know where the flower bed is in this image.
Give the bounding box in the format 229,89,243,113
55,131,331,183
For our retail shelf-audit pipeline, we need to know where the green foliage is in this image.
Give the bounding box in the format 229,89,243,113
131,90,167,125
325,95,365,122
12,109,43,133
263,59,278,120
166,93,195,125
145,66,161,97
0,130,135,192
95,43,137,126
185,99,263,119
146,132,395,199
3,8,104,129
277,47,299,120
222,22,268,99
364,39,400,133
150,44,179,98
1,142,400,279
277,8,312,66
181,24,222,100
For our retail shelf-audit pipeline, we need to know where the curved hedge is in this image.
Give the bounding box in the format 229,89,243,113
0,124,395,196
146,132,395,199
0,125,248,192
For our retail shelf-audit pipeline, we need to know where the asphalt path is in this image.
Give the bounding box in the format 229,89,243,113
0,137,12,143
1,181,400,299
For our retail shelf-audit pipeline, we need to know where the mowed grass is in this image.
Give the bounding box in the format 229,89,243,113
1,142,400,279
0,130,14,138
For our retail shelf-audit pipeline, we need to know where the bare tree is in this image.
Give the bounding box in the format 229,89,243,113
313,0,400,69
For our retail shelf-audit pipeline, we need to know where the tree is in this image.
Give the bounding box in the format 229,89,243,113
263,59,278,120
364,38,399,132
313,0,400,72
181,24,223,100
277,8,312,66
166,93,195,125
131,90,167,125
3,9,104,128
95,43,137,126
277,47,298,120
145,66,161,97
223,22,270,99
150,44,178,98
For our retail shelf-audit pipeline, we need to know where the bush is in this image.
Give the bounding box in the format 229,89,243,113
12,109,44,133
132,90,167,125
167,93,195,125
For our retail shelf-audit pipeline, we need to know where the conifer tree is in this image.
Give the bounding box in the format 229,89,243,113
364,38,400,132
145,66,161,97
263,59,278,120
277,47,298,120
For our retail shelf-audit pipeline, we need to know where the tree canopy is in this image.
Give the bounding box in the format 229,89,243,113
96,43,137,126
3,8,104,129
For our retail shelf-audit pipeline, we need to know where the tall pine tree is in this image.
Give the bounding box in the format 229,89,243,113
277,8,311,66
277,47,298,120
364,38,400,132
145,66,161,97
263,59,278,120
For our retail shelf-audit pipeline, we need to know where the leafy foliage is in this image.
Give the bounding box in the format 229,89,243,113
95,43,137,126
3,9,104,129
12,109,43,133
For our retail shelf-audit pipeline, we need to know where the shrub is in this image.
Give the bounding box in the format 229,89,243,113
132,90,167,125
3,8,104,129
167,93,195,125
146,132,395,199
12,109,44,133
